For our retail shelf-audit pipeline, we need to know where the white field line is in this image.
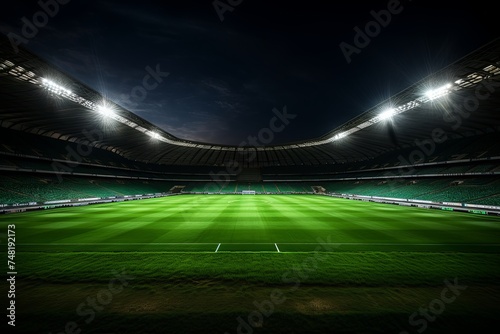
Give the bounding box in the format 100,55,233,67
215,243,221,252
18,242,500,246
275,243,280,252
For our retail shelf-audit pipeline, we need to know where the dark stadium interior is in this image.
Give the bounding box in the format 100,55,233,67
1,35,499,208
1,2,500,334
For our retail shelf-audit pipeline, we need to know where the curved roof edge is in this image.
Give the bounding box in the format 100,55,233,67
1,34,499,153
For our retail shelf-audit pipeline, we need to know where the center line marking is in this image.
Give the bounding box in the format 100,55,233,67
275,243,280,252
215,243,221,252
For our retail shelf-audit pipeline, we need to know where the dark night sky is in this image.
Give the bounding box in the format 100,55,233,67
1,0,498,145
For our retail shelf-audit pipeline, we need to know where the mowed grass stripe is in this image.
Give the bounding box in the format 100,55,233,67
2,194,500,253
260,195,342,243
18,242,500,246
17,241,500,253
15,251,500,285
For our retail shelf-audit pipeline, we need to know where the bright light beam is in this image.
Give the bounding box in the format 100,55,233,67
149,131,161,140
41,78,72,96
97,105,114,117
333,132,347,141
379,108,395,120
425,83,452,101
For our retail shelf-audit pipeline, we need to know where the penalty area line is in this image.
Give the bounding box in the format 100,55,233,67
215,243,221,252
275,243,280,252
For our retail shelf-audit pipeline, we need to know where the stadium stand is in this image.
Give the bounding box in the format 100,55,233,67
0,34,499,209
0,172,175,205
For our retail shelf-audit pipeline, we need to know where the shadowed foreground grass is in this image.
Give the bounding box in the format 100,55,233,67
13,252,500,333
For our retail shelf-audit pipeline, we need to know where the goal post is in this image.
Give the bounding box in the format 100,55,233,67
241,190,256,195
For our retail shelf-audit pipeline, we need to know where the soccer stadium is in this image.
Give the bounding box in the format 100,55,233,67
1,30,500,334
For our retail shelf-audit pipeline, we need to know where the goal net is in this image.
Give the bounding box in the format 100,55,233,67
242,190,256,195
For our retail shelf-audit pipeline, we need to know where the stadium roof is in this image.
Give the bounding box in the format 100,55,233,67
1,35,499,166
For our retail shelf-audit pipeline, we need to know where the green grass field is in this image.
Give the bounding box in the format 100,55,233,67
2,194,500,333
6,194,500,252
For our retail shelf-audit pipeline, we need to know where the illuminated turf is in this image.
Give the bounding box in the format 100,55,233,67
4,194,500,252
3,194,500,334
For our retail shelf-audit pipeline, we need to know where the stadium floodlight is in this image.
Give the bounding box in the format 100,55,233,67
425,83,452,101
97,105,114,117
379,108,395,120
149,131,161,140
41,78,72,96
333,132,347,140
